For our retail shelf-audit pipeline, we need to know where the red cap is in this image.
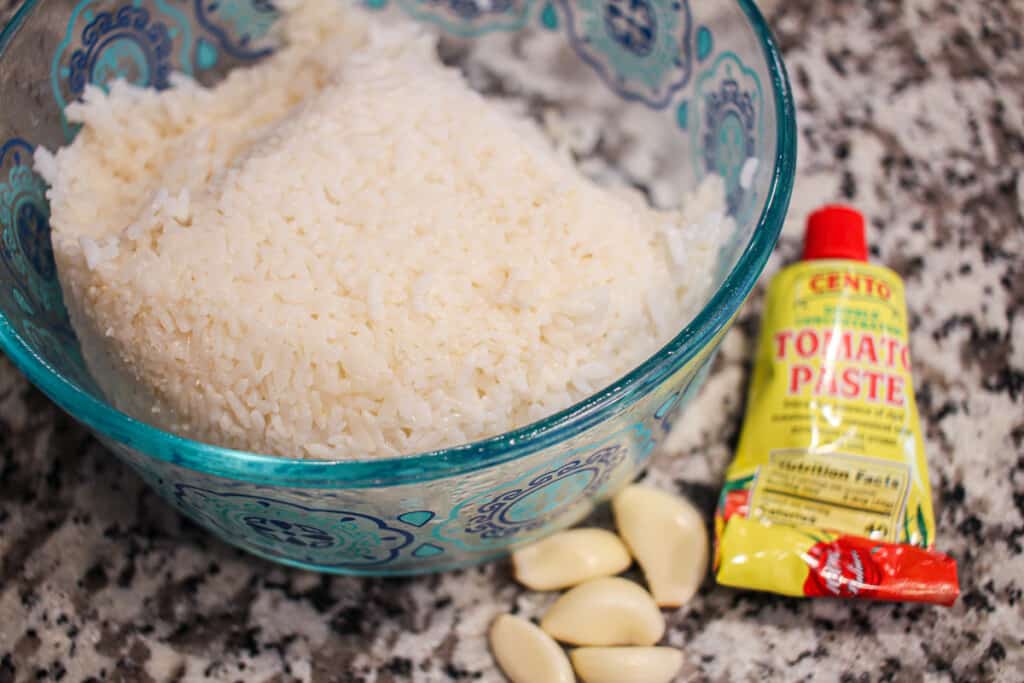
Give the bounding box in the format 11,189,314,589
802,205,868,262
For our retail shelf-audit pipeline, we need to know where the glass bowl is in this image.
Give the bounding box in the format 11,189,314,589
0,0,794,573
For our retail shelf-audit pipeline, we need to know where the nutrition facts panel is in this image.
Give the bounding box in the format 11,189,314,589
748,449,911,542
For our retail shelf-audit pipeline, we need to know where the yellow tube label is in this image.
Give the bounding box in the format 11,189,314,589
714,259,958,604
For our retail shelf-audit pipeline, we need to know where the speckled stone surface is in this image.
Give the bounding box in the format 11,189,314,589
1,0,1022,681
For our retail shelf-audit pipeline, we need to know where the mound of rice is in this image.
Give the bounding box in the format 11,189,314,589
36,0,728,459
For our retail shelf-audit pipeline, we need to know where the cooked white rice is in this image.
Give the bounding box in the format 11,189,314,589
36,0,729,459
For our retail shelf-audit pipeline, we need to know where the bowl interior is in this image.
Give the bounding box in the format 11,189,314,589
0,0,794,483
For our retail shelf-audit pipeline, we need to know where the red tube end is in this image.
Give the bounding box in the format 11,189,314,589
802,205,869,262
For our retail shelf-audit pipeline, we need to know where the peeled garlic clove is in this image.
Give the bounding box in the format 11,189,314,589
612,484,709,607
570,646,683,683
489,614,575,683
540,577,664,646
513,528,632,591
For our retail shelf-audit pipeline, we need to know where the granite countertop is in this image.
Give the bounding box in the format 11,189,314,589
1,0,1022,681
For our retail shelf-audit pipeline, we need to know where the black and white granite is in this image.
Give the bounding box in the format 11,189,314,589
1,0,1022,681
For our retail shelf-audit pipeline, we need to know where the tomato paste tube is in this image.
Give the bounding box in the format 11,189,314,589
714,205,959,605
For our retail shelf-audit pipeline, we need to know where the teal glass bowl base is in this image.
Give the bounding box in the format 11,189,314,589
105,338,720,573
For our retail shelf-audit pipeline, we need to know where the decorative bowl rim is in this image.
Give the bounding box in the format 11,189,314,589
0,0,796,488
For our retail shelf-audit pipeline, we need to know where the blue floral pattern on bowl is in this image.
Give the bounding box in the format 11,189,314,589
51,0,195,138
463,445,626,537
0,139,95,390
0,140,59,315
435,425,641,551
558,0,693,108
692,51,764,219
194,0,277,60
174,485,415,566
